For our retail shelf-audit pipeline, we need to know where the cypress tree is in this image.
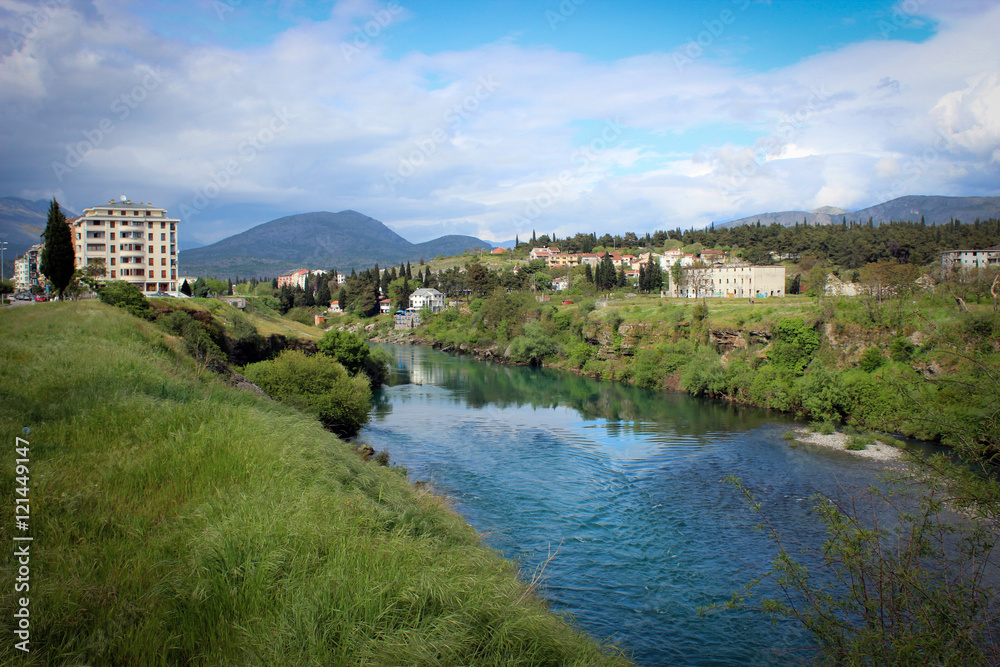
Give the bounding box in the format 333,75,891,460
316,277,331,306
336,287,347,311
179,279,193,296
405,261,412,279
40,199,75,299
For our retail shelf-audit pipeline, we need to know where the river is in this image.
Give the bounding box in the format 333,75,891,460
359,344,899,666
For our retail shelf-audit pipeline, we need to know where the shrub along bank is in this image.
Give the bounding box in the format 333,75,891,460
390,290,999,452
0,301,629,665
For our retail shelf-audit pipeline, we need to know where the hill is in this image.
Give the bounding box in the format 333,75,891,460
0,196,79,258
179,210,492,278
717,195,1000,229
0,301,628,665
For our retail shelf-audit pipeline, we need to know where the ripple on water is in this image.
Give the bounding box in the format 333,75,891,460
362,347,897,666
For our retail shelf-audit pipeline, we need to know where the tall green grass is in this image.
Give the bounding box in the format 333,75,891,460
0,302,629,665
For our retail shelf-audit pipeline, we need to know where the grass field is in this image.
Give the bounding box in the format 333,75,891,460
0,301,629,665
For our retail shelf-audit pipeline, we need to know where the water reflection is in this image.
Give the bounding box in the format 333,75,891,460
364,344,894,666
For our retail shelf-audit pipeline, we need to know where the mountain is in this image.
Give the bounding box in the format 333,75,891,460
0,197,80,257
178,210,492,278
717,196,1000,229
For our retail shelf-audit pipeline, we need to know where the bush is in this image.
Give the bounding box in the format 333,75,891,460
680,348,726,397
567,342,593,369
99,281,153,319
318,329,378,379
506,322,559,365
692,300,709,322
156,309,225,369
767,318,821,374
859,346,885,372
889,336,915,363
845,433,875,450
242,350,372,437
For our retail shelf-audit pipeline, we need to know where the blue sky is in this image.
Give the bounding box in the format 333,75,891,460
1,0,997,246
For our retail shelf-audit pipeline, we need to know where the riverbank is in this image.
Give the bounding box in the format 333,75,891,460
365,291,998,454
0,302,630,665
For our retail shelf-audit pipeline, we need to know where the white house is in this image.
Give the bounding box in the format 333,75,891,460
409,287,446,312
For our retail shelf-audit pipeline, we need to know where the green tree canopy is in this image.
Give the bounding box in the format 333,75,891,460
40,199,75,299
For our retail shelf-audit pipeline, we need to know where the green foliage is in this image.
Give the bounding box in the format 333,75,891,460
40,199,75,299
796,363,847,423
859,346,885,372
156,309,226,370
567,342,593,369
680,348,726,397
845,433,874,450
691,300,708,322
317,329,371,375
889,335,915,363
243,350,372,436
0,278,14,296
721,473,1000,666
506,322,559,365
767,318,820,374
318,329,390,387
99,281,153,320
809,421,836,435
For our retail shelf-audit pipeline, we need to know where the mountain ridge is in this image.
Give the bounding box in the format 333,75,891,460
178,210,492,278
717,195,1000,229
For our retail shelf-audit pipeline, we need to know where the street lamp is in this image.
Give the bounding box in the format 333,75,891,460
0,241,7,282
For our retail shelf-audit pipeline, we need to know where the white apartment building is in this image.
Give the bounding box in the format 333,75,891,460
940,247,1000,272
14,243,44,292
73,199,179,294
671,264,785,299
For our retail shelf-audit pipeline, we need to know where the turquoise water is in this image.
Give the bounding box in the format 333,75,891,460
360,344,896,665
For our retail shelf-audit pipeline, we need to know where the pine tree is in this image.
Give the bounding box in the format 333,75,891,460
227,278,234,295
584,264,594,283
179,279,193,297
405,261,412,279
40,199,75,299
316,277,331,306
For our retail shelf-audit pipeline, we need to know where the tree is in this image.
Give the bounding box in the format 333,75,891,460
98,281,152,319
179,279,193,297
192,277,210,298
40,199,75,300
0,279,14,301
75,258,106,292
336,287,346,311
316,277,331,307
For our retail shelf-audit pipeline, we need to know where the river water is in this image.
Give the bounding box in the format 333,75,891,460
359,344,897,666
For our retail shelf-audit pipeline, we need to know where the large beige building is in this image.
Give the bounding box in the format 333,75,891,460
72,199,179,294
671,264,785,299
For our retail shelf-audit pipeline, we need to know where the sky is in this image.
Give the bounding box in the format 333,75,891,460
1,0,999,248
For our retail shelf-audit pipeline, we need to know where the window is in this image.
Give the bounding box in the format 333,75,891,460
160,222,165,229
160,233,166,241
109,221,114,228
161,245,166,253
161,258,166,266
111,270,115,278
161,270,167,278
110,233,115,240
149,258,154,266
110,257,116,266
148,234,153,241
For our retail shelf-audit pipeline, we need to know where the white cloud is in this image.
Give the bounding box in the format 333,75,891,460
0,0,999,245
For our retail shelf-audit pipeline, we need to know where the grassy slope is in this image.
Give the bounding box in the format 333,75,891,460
0,302,628,666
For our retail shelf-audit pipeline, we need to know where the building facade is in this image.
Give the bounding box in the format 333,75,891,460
72,199,179,294
941,247,1000,272
409,287,446,312
671,264,785,299
14,243,44,292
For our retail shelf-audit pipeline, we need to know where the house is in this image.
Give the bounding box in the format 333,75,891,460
490,247,507,255
551,277,570,291
71,198,180,295
328,300,342,313
699,249,726,265
825,274,860,297
409,287,446,312
379,298,392,314
670,264,785,299
529,246,560,261
277,269,311,290
220,296,247,309
941,246,1000,272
